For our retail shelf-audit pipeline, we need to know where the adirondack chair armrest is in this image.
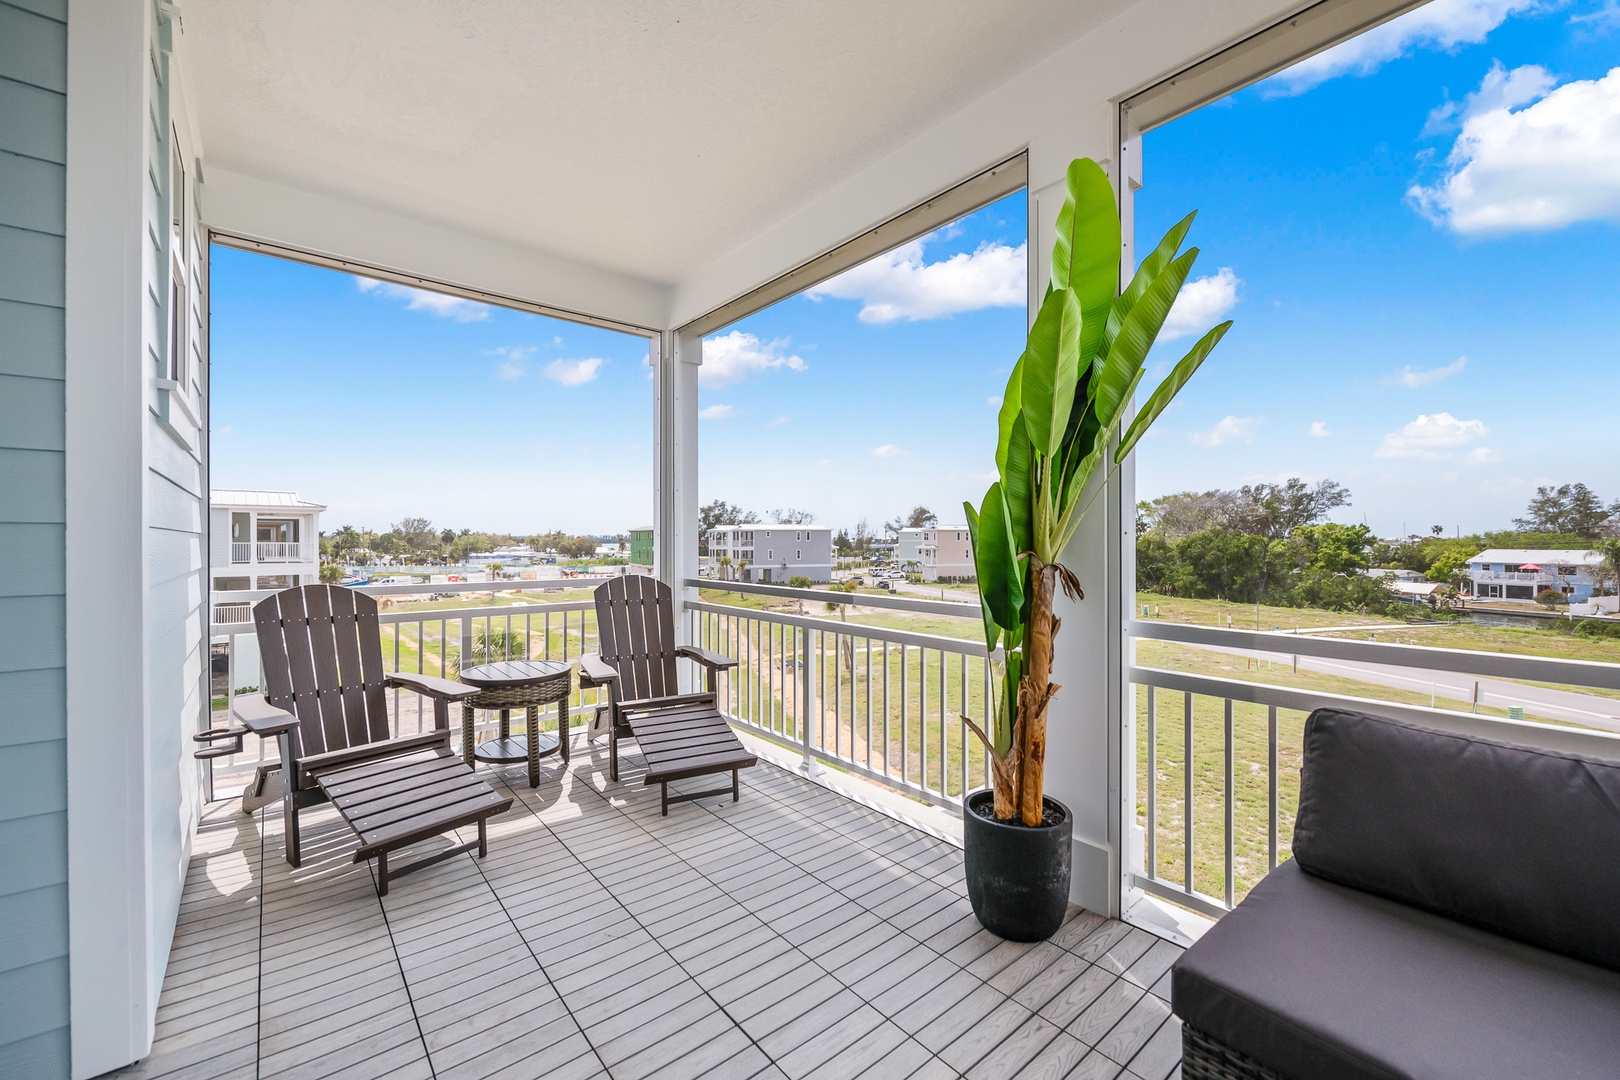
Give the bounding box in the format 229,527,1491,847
577,652,618,689
386,671,481,701
676,644,738,672
234,695,298,737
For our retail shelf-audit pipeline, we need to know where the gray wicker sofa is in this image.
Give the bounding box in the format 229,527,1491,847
1170,707,1620,1080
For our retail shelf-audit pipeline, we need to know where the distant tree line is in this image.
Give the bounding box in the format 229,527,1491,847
320,519,617,565
1138,477,1620,614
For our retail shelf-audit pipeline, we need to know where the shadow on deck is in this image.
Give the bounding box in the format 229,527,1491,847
112,742,1183,1080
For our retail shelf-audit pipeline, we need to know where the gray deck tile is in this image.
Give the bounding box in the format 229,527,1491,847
127,755,1181,1080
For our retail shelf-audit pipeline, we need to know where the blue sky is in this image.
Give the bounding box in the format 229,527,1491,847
1135,0,1620,536
211,0,1619,538
209,251,656,534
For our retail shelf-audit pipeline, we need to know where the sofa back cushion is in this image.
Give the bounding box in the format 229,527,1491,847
1292,707,1620,971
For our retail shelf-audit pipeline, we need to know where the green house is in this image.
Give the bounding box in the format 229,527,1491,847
630,526,655,566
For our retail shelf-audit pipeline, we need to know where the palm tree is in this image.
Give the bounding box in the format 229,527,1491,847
718,554,733,581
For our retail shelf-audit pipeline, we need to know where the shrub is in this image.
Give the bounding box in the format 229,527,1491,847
1536,589,1567,608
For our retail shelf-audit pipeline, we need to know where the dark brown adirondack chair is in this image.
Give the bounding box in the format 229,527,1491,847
226,584,488,867
577,575,756,812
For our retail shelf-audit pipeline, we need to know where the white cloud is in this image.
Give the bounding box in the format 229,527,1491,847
1463,446,1505,463
211,425,234,436
871,444,909,458
1265,0,1543,96
1409,65,1620,234
1424,61,1556,133
542,357,606,386
698,404,734,421
987,395,1003,408
1389,356,1467,388
764,415,790,427
1374,412,1491,459
806,234,1026,324
1309,421,1336,438
1162,268,1240,342
1188,416,1258,448
488,344,536,380
355,277,491,322
700,331,807,387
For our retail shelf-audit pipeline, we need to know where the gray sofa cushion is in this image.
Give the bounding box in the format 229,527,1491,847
1292,707,1620,970
1172,860,1620,1080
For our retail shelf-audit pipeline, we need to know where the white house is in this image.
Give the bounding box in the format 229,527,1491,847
209,490,324,595
896,524,975,582
467,544,538,567
708,526,833,583
1468,548,1604,602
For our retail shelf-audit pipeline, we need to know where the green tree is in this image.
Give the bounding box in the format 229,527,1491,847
318,562,344,584
1514,483,1617,539
885,506,937,536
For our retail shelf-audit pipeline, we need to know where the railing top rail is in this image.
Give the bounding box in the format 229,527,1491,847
211,598,597,636
686,599,993,656
1130,664,1620,762
686,577,981,620
1129,618,1620,692
213,577,615,604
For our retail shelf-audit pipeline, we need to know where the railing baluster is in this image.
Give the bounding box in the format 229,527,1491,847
865,637,873,771
1224,697,1235,909
899,644,909,786
883,642,891,778
1268,704,1279,872
919,647,928,794
1184,690,1195,896
1146,684,1156,880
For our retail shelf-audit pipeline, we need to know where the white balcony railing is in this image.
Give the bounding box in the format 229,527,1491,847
255,542,304,562
230,542,250,564
1126,619,1620,919
1474,571,1547,584
214,602,253,625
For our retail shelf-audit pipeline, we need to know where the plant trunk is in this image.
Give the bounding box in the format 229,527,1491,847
1018,557,1060,826
991,738,1020,819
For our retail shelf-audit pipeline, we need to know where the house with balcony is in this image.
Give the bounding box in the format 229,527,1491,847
708,525,833,582
208,490,324,623
897,523,976,582
10,3,1620,1080
1468,548,1603,602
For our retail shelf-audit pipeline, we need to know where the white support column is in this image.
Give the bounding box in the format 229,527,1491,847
65,1,157,1074
1027,105,1128,919
654,329,701,633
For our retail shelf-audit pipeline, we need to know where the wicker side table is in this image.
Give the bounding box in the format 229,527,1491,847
457,660,572,788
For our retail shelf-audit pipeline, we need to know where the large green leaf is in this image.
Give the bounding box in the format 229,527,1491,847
992,651,1022,757
1001,413,1035,557
1019,287,1083,459
994,356,1024,476
963,501,999,655
1050,158,1120,364
1117,320,1232,463
975,482,1024,632
1100,248,1197,396
1102,211,1195,358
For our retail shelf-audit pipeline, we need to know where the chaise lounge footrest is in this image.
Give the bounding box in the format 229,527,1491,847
619,700,756,815
314,748,513,895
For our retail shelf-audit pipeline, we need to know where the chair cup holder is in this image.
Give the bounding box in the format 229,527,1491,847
193,726,246,759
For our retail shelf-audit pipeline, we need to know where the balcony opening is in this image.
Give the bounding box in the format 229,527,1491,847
206,242,656,785
690,181,1028,808
1125,0,1620,931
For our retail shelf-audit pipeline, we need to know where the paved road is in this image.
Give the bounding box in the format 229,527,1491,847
1170,639,1620,736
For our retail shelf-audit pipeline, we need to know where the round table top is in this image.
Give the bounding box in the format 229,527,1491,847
458,659,570,688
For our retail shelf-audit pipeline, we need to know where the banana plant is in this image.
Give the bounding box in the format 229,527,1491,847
964,158,1231,825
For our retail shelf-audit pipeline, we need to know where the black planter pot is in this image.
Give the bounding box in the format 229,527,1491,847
962,788,1073,942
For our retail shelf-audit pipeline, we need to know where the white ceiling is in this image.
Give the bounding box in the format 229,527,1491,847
184,0,1138,290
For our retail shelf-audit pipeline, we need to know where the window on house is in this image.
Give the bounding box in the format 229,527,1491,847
767,549,773,560
796,550,802,560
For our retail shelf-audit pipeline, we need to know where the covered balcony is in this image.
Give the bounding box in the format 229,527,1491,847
11,2,1620,1079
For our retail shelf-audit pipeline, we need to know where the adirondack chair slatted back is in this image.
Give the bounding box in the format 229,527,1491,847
593,576,679,701
254,585,391,765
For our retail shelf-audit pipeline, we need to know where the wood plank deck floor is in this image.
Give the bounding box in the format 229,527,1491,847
112,745,1183,1080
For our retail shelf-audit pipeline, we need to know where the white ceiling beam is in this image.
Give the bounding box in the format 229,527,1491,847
202,167,672,332
668,0,1305,331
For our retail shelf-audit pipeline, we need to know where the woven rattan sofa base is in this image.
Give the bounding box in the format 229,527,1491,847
1182,1025,1290,1080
